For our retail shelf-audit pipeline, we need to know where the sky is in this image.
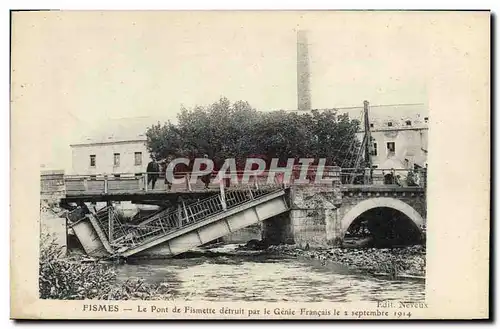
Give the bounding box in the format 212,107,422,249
12,11,429,172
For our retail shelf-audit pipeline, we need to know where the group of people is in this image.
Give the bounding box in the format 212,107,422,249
145,154,212,190
382,167,425,187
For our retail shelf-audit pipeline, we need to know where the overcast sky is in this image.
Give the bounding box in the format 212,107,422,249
13,11,429,171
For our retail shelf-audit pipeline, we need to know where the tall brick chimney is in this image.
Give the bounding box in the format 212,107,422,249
297,30,312,111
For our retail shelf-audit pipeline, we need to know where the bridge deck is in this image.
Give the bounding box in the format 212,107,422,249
63,174,327,202
63,186,222,202
62,169,425,202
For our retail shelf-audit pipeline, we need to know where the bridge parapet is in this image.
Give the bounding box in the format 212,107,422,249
62,167,341,199
59,166,426,203
341,185,425,198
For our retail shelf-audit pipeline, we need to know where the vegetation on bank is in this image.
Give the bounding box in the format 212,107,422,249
39,235,173,300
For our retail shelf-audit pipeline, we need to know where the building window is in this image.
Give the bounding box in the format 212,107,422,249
424,117,429,123
387,142,396,154
134,152,142,166
406,120,412,126
372,142,378,156
370,123,374,128
387,121,393,127
114,153,120,167
90,155,96,168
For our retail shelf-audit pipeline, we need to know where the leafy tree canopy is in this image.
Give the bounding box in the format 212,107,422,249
146,97,361,170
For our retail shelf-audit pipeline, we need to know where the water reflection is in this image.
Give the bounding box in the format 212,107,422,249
114,254,425,302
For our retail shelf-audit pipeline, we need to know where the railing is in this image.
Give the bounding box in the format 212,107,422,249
340,167,427,188
64,166,340,196
93,205,129,244
63,166,427,196
90,181,286,252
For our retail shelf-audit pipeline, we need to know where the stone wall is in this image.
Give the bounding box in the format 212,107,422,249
261,185,343,247
40,170,67,255
222,223,263,244
40,205,67,256
339,189,427,227
264,185,426,248
40,170,66,205
288,185,343,247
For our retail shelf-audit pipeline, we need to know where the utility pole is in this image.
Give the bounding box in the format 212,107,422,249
363,100,372,169
349,100,372,184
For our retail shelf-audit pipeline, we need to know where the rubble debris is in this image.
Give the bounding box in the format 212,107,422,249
264,243,426,278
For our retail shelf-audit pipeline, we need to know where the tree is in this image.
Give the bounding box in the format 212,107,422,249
146,97,361,170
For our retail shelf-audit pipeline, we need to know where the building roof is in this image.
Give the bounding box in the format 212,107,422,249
71,116,168,146
338,103,429,131
274,103,429,129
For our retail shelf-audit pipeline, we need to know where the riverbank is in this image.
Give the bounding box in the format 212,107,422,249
40,236,175,300
233,241,425,279
263,244,426,279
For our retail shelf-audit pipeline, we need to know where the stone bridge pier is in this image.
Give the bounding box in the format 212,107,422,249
262,185,426,248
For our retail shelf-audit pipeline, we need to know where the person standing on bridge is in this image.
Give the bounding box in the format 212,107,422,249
200,154,212,189
163,155,174,191
406,169,418,186
146,158,160,190
364,166,371,185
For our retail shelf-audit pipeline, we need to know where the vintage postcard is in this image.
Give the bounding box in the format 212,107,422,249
10,10,490,319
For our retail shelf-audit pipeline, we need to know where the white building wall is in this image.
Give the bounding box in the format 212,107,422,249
371,129,428,168
356,128,428,169
71,140,149,175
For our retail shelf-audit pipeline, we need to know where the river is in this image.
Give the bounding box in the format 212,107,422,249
114,245,425,302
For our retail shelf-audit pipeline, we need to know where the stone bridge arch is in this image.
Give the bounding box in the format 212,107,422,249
341,197,424,242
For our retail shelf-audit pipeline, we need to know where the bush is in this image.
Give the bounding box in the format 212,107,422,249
39,236,173,300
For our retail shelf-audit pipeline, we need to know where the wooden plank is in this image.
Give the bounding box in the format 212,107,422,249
108,179,140,191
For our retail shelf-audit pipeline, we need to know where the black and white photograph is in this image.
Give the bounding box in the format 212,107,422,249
10,10,489,320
